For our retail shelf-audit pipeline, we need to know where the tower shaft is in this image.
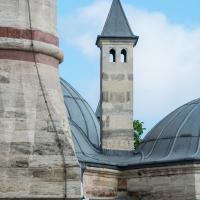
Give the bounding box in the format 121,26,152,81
99,40,134,150
0,0,81,198
97,0,138,151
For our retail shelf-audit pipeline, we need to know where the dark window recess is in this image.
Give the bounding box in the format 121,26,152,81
121,49,127,63
109,49,116,62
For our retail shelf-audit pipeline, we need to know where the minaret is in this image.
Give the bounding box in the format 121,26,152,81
96,0,138,151
0,0,80,199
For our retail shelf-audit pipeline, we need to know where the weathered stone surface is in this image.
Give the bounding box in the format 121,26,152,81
10,142,33,155
0,74,9,84
110,74,125,81
98,39,134,150
82,164,200,200
83,167,120,199
125,164,197,200
0,62,81,200
0,0,81,198
0,0,57,35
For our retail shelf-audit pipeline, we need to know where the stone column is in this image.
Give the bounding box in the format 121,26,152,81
0,0,81,198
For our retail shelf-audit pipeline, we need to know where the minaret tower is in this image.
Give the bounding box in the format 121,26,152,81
96,0,138,150
0,0,80,199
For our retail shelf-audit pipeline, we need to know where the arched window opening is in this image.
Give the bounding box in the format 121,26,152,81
121,49,127,63
109,49,116,63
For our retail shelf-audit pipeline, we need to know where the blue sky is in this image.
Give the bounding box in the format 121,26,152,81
58,0,200,27
57,0,200,133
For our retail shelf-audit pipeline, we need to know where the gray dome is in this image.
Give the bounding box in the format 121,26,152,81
60,78,139,167
60,78,100,149
138,98,200,163
60,77,200,168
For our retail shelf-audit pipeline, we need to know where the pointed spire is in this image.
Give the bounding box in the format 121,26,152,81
96,0,138,45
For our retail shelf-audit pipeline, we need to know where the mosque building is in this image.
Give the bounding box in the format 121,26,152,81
0,0,199,199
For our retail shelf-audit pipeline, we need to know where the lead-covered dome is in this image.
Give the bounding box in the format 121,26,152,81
138,98,200,164
60,77,200,168
60,78,100,149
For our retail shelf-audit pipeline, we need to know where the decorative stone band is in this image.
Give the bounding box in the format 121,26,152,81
0,27,59,46
0,37,64,63
0,50,59,68
0,41,63,69
0,27,63,67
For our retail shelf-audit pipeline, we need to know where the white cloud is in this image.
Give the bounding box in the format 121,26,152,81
59,0,200,132
59,0,111,59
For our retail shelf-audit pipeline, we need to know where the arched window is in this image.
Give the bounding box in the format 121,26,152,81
121,49,127,63
109,49,116,63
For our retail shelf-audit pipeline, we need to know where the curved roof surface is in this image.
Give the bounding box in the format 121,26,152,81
138,98,200,164
60,78,100,149
60,78,139,167
61,78,200,169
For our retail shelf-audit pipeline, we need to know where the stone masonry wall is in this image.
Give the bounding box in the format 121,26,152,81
83,166,122,199
83,164,200,200
0,61,81,198
125,164,197,200
99,39,134,151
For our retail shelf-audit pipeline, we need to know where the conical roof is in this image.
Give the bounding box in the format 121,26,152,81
96,0,138,45
102,0,134,37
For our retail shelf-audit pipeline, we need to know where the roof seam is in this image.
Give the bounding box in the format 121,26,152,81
70,122,101,153
61,80,90,138
144,104,189,159
142,135,200,144
165,103,200,158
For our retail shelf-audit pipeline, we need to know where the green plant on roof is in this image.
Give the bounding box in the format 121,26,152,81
133,120,146,149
